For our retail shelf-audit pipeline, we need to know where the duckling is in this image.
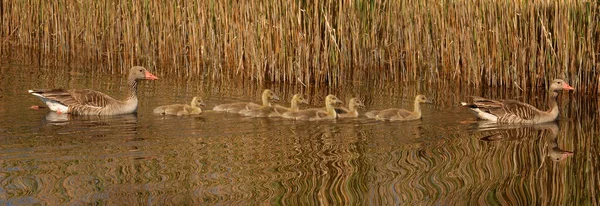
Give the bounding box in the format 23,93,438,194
365,94,431,121
240,94,308,118
335,98,365,118
213,89,279,113
270,94,309,117
282,94,343,121
154,96,206,116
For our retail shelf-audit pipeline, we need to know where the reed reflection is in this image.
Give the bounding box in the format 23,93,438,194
2,63,598,205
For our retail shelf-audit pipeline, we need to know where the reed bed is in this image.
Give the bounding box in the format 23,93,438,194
0,0,597,91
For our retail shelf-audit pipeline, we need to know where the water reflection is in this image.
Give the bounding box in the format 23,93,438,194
548,136,574,162
0,63,597,205
474,122,573,162
42,112,138,138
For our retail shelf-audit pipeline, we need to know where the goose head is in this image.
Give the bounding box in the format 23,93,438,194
263,89,280,101
326,95,343,106
348,98,365,109
292,94,309,104
415,95,432,104
129,66,158,81
549,79,574,92
191,96,206,107
261,89,279,106
549,150,574,162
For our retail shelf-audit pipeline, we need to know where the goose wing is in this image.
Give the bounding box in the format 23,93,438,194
474,99,541,120
470,96,504,109
245,102,262,111
314,110,331,118
272,104,291,114
30,89,118,107
374,108,412,119
468,96,542,120
498,100,542,120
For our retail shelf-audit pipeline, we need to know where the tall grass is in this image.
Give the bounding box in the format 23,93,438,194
0,0,597,91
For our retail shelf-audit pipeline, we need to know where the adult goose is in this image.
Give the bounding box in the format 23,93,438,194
281,94,343,121
461,79,574,124
29,66,158,115
365,95,431,121
153,96,206,116
213,89,279,113
335,98,365,118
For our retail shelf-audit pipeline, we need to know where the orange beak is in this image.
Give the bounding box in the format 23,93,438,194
564,152,574,157
564,84,574,91
145,71,158,80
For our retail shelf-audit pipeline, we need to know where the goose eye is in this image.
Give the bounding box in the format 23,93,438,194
139,69,143,72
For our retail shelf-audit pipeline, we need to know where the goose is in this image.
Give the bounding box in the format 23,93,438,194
240,94,308,117
281,94,343,121
365,95,432,121
335,98,365,118
153,96,206,116
213,89,279,113
271,94,309,116
461,79,574,124
28,66,158,115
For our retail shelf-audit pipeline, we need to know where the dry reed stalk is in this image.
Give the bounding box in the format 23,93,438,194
0,0,597,92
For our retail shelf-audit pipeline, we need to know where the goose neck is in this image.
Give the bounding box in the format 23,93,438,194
127,79,139,100
413,100,422,115
262,95,270,106
290,100,299,112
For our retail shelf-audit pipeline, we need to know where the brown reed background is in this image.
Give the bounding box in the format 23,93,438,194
0,1,598,91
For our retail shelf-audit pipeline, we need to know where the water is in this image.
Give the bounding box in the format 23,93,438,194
0,63,597,205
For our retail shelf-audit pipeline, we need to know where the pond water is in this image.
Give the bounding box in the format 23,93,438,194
0,63,598,205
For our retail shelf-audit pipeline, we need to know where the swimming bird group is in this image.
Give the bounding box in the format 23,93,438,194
28,66,575,124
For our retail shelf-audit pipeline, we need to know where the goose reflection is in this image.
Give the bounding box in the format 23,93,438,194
546,126,574,162
474,122,573,162
42,112,139,137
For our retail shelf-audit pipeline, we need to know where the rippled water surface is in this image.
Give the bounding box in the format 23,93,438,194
1,64,598,205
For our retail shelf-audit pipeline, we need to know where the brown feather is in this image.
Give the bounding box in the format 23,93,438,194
469,97,543,123
29,66,157,115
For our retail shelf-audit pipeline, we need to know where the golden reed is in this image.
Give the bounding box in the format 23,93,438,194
0,1,597,91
